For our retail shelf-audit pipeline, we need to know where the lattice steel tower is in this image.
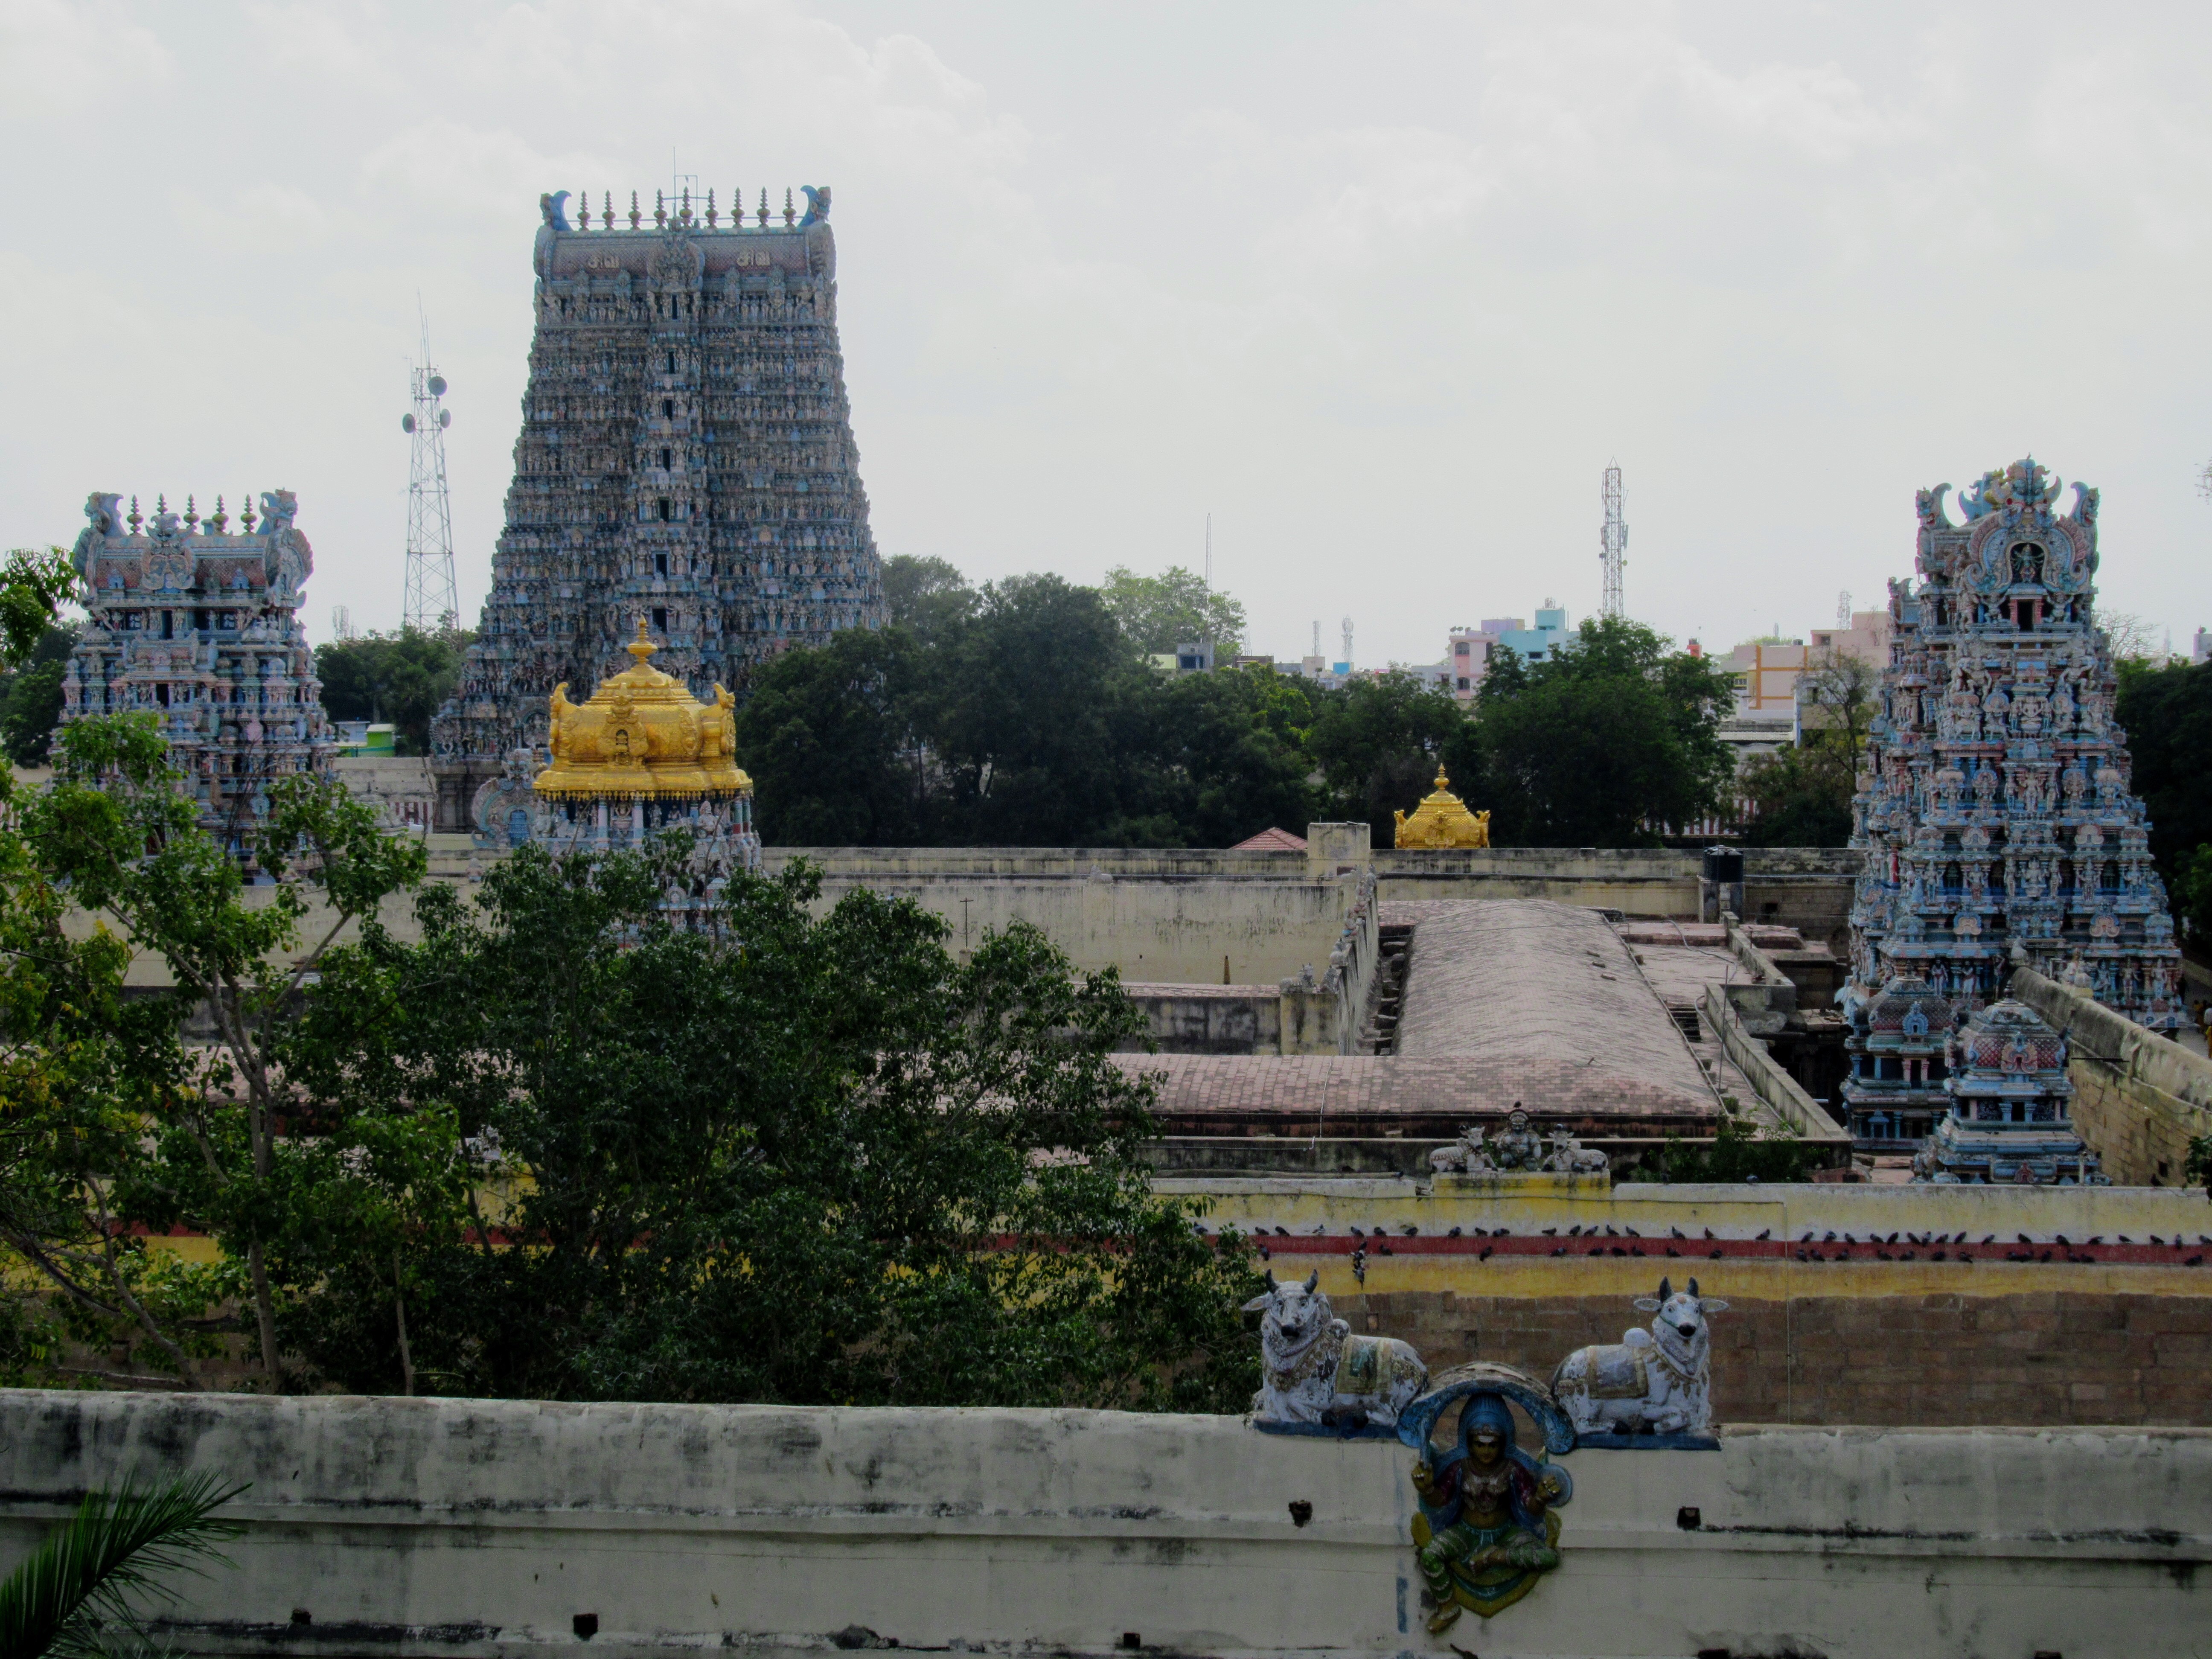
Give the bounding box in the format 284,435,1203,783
1599,462,1627,619
402,323,459,632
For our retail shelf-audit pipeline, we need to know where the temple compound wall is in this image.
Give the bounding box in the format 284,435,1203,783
3,1391,2204,1659
1174,1178,2212,1427
2009,956,2212,1187
431,186,887,831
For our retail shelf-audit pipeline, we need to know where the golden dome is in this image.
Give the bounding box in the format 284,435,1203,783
533,620,753,799
1393,765,1491,849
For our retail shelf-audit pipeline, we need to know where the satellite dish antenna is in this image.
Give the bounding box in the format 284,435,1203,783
438,409,451,428
427,374,447,397
401,413,416,433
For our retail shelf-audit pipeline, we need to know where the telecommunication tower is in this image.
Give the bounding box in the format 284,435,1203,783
1341,617,1354,669
1837,590,1853,628
330,605,354,641
1598,462,1627,619
401,321,458,632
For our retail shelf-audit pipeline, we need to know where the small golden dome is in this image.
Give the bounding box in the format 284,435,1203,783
534,620,753,799
1393,765,1491,849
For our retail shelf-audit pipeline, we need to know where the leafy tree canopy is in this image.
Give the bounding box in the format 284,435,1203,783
0,623,81,767
1478,617,1736,847
314,627,474,755
883,554,980,646
2116,656,2212,946
1100,565,1246,656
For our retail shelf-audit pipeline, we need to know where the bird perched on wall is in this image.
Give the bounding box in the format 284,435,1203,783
1756,1228,1770,1240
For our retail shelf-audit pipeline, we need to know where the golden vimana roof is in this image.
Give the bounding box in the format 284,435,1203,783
534,621,754,799
1393,766,1491,849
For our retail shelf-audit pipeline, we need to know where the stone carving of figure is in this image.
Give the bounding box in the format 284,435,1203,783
1542,1126,1610,1175
1410,1394,1569,1630
1491,1107,1544,1170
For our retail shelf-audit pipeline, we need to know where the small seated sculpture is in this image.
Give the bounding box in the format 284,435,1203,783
1550,1276,1727,1439
1541,1124,1610,1174
1407,1383,1572,1627
1431,1106,1557,1175
1246,1269,1427,1430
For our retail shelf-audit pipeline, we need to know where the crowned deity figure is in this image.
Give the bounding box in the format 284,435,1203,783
1410,1394,1570,1629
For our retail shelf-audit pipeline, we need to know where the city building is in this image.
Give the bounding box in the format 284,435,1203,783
2194,626,2209,666
428,186,887,830
1439,604,1573,700
1846,457,2186,1039
60,489,337,858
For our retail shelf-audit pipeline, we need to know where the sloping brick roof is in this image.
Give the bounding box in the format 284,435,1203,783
1228,827,1307,851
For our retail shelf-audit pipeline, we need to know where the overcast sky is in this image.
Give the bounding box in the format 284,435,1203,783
5,0,2209,668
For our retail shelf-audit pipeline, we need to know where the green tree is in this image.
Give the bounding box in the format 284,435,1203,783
1739,649,1878,848
1476,617,1735,846
1100,565,1246,655
1139,666,1321,847
269,843,1261,1408
1304,672,1477,842
883,554,979,645
12,717,426,1382
925,575,1155,844
314,627,473,754
733,627,925,844
0,548,77,669
0,623,80,767
2116,657,2212,945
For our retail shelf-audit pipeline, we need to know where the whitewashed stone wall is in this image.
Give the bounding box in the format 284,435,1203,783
0,1391,2203,1658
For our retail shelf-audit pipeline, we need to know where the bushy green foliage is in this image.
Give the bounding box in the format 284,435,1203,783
268,845,1262,1408
0,624,79,767
743,566,1735,851
1100,565,1246,655
1630,1118,1820,1184
1478,617,1737,847
314,626,473,754
2116,657,2212,946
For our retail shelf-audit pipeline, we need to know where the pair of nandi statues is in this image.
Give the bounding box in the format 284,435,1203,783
1245,1269,1726,1438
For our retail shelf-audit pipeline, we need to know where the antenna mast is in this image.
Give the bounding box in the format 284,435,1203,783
1341,616,1354,669
402,314,459,632
1599,461,1627,620
1837,590,1852,628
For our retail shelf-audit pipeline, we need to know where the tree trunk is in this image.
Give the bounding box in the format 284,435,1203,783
393,1252,415,1396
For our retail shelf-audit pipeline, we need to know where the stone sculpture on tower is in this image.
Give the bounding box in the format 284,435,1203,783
1845,457,2184,1054
429,185,887,830
60,490,336,861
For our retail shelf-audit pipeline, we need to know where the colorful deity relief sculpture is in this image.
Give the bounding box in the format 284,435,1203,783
1397,1365,1578,1629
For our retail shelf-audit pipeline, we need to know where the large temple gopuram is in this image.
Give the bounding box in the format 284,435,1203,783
429,186,887,831
1845,458,2183,1031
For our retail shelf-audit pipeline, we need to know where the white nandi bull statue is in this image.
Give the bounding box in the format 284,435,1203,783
1245,1269,1428,1429
1550,1277,1728,1438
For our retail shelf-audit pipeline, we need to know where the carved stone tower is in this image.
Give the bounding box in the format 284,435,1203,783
61,490,336,858
429,186,887,830
1846,457,2184,1042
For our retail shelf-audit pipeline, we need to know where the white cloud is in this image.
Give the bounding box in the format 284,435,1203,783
0,0,167,114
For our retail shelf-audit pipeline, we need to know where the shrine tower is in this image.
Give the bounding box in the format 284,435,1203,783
1845,459,2184,1057
430,186,887,829
60,490,336,857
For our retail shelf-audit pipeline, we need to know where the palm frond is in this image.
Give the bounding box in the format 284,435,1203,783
0,1471,246,1659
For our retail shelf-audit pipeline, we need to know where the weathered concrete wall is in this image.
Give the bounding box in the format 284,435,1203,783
759,855,1359,986
1121,984,1283,1054
2010,958,2212,1187
1700,985,1853,1153
0,1391,2203,1659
